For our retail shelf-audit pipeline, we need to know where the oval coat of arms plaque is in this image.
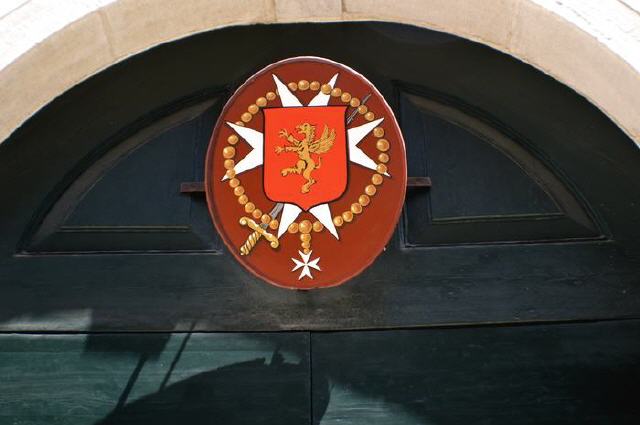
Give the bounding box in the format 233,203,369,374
205,57,407,289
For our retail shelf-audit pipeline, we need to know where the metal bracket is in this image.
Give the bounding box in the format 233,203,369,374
180,177,431,194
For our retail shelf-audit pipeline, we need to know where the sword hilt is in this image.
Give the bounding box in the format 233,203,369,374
238,217,279,255
240,230,262,256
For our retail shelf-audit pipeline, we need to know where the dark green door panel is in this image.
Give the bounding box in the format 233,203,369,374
4,321,636,424
0,332,310,425
1,242,639,332
0,23,639,332
312,320,640,425
24,100,221,254
400,92,602,246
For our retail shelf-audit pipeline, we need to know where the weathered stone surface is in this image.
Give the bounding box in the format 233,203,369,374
1,0,639,144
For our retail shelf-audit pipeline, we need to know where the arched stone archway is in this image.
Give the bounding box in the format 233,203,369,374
1,0,639,145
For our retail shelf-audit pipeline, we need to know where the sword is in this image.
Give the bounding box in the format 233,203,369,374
239,202,283,255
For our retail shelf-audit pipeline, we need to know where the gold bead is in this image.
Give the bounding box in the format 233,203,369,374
225,169,236,179
357,105,368,115
359,194,370,206
321,83,332,94
342,211,354,223
224,159,235,170
256,97,267,107
233,186,245,196
223,146,236,159
238,195,248,205
372,174,384,185
261,214,271,225
300,233,311,242
340,92,352,103
301,241,311,250
373,127,385,138
378,153,389,163
310,81,320,90
229,178,240,188
330,87,342,97
241,112,252,123
333,216,344,227
252,209,262,219
312,221,323,232
228,134,239,145
287,82,298,91
376,163,388,174
266,92,276,100
248,104,259,115
376,139,390,152
235,121,244,127
269,219,279,230
288,222,299,234
299,220,312,234
303,248,311,254
364,111,375,121
244,202,255,213
350,97,360,107
365,184,377,196
298,80,310,90
351,203,363,214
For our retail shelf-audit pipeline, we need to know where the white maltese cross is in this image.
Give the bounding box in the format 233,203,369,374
291,251,321,280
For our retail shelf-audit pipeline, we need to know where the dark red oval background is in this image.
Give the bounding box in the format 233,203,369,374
205,56,407,289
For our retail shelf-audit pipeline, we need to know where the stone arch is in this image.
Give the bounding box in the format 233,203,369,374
1,0,639,145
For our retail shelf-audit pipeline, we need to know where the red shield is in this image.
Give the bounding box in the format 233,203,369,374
263,106,348,211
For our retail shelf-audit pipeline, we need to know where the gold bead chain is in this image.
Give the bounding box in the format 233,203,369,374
223,79,391,254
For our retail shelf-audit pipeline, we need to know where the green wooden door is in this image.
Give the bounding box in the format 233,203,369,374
1,22,639,424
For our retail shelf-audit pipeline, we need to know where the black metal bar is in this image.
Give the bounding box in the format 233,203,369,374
407,176,432,188
181,176,431,193
180,181,205,193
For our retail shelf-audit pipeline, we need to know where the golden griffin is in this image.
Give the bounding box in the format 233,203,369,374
275,122,336,193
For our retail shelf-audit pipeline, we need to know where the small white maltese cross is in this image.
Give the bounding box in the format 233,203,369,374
291,250,321,280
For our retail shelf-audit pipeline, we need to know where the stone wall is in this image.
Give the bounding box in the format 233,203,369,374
1,0,639,145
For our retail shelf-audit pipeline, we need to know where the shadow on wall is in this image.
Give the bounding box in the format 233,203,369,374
79,323,640,425
96,349,330,425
